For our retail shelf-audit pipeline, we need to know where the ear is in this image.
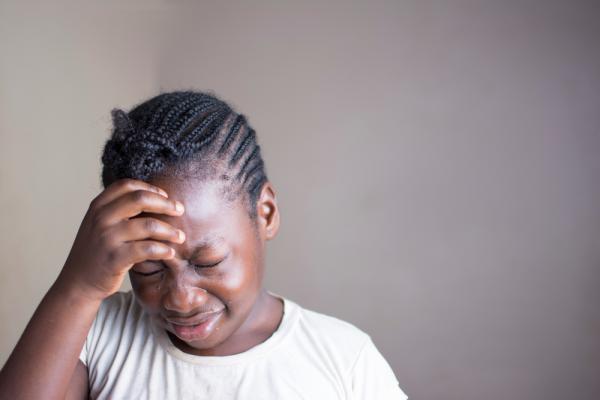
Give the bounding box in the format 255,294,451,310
256,181,280,241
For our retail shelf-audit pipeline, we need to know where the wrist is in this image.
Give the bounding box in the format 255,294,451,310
51,272,107,307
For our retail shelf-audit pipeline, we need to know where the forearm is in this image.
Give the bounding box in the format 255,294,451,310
0,277,101,400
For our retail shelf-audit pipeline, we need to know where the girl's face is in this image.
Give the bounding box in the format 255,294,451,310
129,176,276,356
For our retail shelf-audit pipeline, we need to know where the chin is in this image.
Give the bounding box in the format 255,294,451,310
167,327,232,356
186,336,224,350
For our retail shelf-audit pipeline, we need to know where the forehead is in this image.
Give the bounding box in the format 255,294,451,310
155,176,232,219
140,176,252,256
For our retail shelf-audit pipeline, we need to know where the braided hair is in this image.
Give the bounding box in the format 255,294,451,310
101,90,268,219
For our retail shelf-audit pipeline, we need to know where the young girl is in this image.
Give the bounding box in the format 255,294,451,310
0,91,408,399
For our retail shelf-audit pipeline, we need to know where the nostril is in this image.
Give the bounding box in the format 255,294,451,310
162,286,209,314
162,294,185,313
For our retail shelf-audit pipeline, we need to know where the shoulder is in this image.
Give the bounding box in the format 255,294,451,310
295,301,370,344
284,298,372,372
283,298,408,398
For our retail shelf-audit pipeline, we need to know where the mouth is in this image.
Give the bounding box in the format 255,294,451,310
165,309,225,342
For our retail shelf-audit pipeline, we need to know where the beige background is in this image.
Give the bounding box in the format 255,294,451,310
1,1,599,399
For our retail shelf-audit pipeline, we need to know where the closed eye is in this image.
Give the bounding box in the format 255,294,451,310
191,253,229,270
131,261,164,277
132,269,163,276
192,261,221,269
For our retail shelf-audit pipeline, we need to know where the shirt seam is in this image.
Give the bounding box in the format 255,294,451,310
345,334,372,379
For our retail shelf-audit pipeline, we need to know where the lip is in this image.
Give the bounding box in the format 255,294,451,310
165,309,224,342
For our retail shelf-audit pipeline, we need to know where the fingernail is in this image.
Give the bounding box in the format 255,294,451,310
175,201,184,213
178,230,186,242
155,187,168,197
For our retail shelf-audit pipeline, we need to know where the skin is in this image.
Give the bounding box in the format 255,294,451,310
0,174,282,399
130,175,283,356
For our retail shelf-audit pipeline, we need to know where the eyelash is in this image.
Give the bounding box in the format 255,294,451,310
133,260,222,277
132,269,163,277
192,261,221,270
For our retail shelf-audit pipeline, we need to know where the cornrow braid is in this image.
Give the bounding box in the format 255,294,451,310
168,100,217,142
183,105,230,151
156,96,206,137
101,90,268,219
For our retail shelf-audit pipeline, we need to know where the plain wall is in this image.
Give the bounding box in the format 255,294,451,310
1,1,599,399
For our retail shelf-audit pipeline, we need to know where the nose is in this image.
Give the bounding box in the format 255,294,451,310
161,272,208,317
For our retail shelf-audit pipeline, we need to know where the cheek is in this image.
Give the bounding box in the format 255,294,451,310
219,252,262,299
130,276,162,313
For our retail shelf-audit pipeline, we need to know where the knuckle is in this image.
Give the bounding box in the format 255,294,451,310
109,178,133,193
118,178,135,187
89,196,100,211
141,242,160,254
143,219,159,233
122,179,139,191
110,178,127,190
97,231,112,248
91,212,107,229
132,190,149,203
105,248,119,266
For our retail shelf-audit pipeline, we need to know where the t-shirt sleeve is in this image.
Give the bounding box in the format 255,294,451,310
79,341,87,366
77,291,122,367
350,337,408,400
78,301,99,367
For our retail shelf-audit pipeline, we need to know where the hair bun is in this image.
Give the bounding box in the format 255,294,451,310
111,108,135,141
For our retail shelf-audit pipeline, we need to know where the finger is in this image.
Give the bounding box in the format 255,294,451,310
109,218,186,244
98,190,184,226
115,240,176,269
90,178,169,211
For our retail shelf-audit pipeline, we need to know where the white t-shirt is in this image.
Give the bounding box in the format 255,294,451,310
79,291,408,399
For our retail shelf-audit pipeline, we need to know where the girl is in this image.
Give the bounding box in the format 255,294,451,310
0,90,408,399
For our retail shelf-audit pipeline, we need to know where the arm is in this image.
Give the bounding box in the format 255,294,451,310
0,179,185,400
65,362,90,400
0,281,99,399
